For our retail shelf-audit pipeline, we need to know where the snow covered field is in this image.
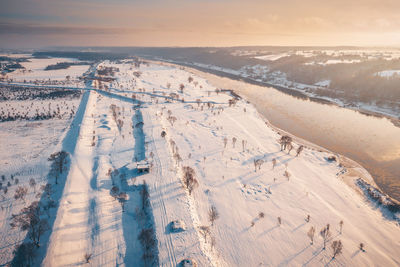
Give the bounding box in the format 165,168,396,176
0,94,82,265
0,59,399,266
2,55,90,87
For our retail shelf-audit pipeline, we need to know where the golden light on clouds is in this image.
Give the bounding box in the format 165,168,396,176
1,0,400,47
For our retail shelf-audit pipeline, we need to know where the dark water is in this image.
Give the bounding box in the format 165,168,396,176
195,70,400,202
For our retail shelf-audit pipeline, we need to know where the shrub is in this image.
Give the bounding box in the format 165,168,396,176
208,205,219,226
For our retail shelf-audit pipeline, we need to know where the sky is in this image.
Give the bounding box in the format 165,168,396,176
1,0,400,48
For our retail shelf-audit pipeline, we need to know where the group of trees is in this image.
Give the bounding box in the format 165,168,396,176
0,85,81,101
0,99,77,122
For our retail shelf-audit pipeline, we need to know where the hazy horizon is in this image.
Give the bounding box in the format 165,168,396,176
2,0,400,48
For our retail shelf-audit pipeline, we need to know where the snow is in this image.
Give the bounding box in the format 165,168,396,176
4,56,90,86
314,80,331,87
255,53,289,61
375,70,400,78
98,61,400,266
0,97,81,265
1,59,399,266
305,59,362,66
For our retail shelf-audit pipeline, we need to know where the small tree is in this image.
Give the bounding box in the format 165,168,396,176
254,159,264,172
29,178,36,193
179,84,185,93
10,201,49,247
339,220,343,234
242,140,247,152
308,226,315,245
306,214,310,222
199,226,210,242
14,186,28,204
331,240,343,259
140,181,150,211
232,137,237,148
277,216,282,226
84,252,92,263
167,116,177,126
284,170,291,180
208,205,219,226
223,137,228,149
359,243,365,252
296,145,304,157
320,226,331,249
272,158,277,169
188,76,193,83
118,192,128,212
111,186,119,199
287,143,293,154
278,135,292,151
182,166,198,195
48,151,69,184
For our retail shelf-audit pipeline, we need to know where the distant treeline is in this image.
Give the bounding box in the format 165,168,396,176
33,51,130,61
44,62,91,71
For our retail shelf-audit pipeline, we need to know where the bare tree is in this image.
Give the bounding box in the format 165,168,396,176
188,76,194,83
359,243,365,252
331,240,343,258
29,178,36,193
308,226,315,245
320,226,331,249
242,140,247,152
182,166,198,195
48,151,69,184
118,192,128,212
284,170,291,180
278,135,292,151
14,186,28,204
140,181,150,211
287,143,293,154
272,158,277,169
232,137,237,148
223,137,228,149
277,216,282,226
167,116,177,126
10,201,49,247
296,145,304,157
179,84,185,93
306,214,310,222
84,253,92,263
208,205,219,226
199,226,210,242
254,159,264,172
111,186,119,200
339,220,343,234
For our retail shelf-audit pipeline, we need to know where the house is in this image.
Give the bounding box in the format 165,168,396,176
137,160,150,173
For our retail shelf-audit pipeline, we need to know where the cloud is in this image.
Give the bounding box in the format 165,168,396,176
0,23,147,35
